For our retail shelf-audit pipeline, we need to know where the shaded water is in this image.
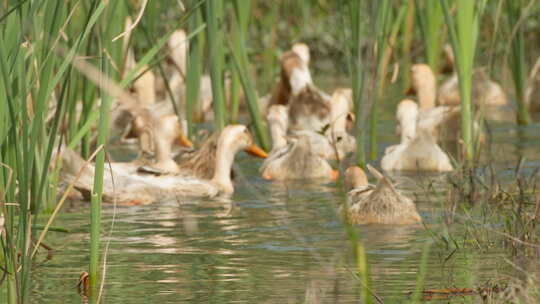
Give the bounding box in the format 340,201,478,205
27,107,540,303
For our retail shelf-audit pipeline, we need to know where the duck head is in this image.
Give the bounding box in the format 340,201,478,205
132,66,156,106
396,99,419,143
280,51,313,95
330,88,353,134
267,105,289,150
410,64,436,109
168,29,188,76
212,125,267,193
291,43,310,65
345,166,368,191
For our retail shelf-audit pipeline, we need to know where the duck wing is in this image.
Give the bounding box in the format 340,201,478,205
259,140,295,174
417,106,460,133
367,164,401,197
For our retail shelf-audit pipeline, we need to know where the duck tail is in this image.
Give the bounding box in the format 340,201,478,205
367,164,400,196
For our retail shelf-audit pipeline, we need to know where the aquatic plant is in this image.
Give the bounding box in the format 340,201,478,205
415,0,445,74
229,0,270,150
185,0,205,137
506,0,532,125
344,0,367,169
203,0,226,131
440,0,486,163
0,1,115,302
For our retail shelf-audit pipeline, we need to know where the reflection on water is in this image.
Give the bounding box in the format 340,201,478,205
25,114,540,303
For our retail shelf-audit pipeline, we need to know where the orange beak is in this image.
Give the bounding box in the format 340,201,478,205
331,169,339,181
178,134,193,148
245,144,268,158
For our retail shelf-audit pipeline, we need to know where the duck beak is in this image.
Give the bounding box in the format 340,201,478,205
178,134,193,148
331,169,340,181
245,144,268,158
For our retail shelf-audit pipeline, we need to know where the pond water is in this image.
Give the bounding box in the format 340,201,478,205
26,106,540,303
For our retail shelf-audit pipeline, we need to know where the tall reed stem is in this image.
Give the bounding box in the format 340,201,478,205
507,0,531,125
186,0,205,137
204,0,226,131
89,45,111,301
416,0,445,73
369,0,392,161
441,0,485,162
348,0,367,169
229,0,270,150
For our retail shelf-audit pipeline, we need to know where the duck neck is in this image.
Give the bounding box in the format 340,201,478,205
330,96,348,133
270,121,287,150
211,136,236,193
154,136,173,164
289,66,313,95
400,114,418,143
417,79,436,110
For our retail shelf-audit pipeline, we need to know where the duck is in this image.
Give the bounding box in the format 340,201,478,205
325,88,356,158
160,29,232,122
341,165,422,225
78,114,192,179
294,88,356,160
382,99,454,172
438,45,508,107
408,63,486,141
267,44,332,133
286,54,332,133
174,129,267,179
61,125,265,204
260,105,338,181
120,108,192,156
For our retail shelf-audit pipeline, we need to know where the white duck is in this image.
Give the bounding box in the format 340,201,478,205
61,125,264,205
438,45,508,107
260,105,338,181
382,99,454,172
295,88,356,160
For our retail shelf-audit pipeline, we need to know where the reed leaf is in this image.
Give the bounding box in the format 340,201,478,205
440,0,485,162
186,0,205,137
507,0,531,125
203,0,226,131
228,26,270,151
370,0,394,161
346,0,367,169
416,0,445,73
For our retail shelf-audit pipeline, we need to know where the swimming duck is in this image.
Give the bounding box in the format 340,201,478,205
174,128,267,179
61,125,266,205
293,88,356,160
260,105,338,181
287,57,332,133
408,63,486,141
438,45,508,107
382,99,454,172
120,109,192,157
341,165,422,225
326,88,356,158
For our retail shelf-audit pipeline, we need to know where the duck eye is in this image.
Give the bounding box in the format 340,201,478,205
336,136,343,142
